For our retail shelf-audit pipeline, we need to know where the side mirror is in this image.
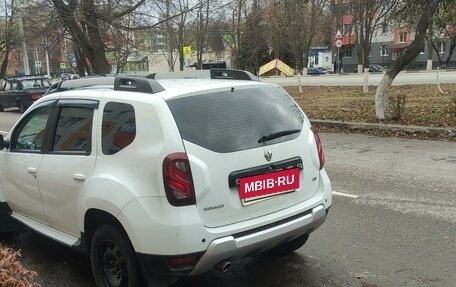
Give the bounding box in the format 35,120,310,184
0,135,10,150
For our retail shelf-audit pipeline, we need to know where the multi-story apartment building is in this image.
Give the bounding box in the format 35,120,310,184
333,0,456,72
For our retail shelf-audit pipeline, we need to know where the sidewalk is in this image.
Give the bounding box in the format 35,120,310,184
311,119,456,137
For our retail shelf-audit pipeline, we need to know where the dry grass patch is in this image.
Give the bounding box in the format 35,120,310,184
286,84,456,128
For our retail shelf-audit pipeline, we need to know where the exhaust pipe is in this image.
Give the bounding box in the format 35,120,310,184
215,260,232,273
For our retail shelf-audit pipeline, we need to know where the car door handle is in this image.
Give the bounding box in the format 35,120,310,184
27,167,37,174
72,174,86,181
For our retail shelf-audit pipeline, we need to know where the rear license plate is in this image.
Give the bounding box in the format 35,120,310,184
239,168,300,204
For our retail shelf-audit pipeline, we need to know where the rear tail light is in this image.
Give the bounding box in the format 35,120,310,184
31,93,42,101
163,153,196,206
311,127,325,170
168,253,202,269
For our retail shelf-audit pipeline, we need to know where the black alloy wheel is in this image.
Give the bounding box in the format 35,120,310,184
91,225,143,287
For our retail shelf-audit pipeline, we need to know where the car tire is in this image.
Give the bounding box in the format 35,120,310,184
268,234,309,256
17,101,26,114
91,224,144,287
0,104,4,112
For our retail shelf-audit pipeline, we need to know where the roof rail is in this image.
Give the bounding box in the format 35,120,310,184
148,68,259,81
45,76,164,95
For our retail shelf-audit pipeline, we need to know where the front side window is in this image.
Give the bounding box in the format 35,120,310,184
102,102,136,155
11,102,53,151
51,107,93,155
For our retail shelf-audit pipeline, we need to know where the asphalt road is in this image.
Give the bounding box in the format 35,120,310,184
0,112,455,287
261,70,456,86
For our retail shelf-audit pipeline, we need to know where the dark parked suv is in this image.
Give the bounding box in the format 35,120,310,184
0,75,53,113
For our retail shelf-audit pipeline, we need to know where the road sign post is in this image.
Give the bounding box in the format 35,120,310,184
334,30,343,74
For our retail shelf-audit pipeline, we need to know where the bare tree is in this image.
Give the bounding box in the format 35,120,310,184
280,0,328,74
431,1,456,69
51,0,113,74
264,0,289,60
352,0,397,73
223,0,246,69
238,0,269,74
193,0,210,69
0,0,17,78
207,20,228,60
375,0,442,120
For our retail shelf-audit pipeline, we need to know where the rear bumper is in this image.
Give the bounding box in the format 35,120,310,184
135,204,328,283
190,204,327,275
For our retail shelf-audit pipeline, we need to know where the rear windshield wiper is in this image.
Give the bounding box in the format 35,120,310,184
258,129,301,143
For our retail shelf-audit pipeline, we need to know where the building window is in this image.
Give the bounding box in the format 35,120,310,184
382,23,389,34
342,47,353,58
399,32,407,43
343,24,351,35
380,45,388,57
438,41,445,54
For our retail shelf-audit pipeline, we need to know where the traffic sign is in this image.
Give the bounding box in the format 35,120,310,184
60,62,67,70
35,61,42,68
183,46,192,58
336,29,342,39
335,39,343,48
71,55,77,62
71,62,77,68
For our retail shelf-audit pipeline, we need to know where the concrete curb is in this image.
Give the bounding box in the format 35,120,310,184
310,119,456,136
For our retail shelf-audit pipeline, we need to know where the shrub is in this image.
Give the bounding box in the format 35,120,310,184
0,244,39,287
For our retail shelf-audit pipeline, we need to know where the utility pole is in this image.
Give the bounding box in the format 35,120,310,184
17,0,30,75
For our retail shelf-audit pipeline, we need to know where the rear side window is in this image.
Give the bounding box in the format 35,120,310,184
102,102,136,155
167,86,303,153
52,107,93,154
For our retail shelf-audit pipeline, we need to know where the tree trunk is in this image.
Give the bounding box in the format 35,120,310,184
52,0,110,75
82,0,110,74
375,73,394,119
0,50,10,79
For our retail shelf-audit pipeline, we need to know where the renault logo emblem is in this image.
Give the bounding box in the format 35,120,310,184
264,149,272,162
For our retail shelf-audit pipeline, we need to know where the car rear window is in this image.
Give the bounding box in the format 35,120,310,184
167,86,304,153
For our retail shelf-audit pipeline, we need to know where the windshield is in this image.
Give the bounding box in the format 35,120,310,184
167,86,304,153
21,78,52,89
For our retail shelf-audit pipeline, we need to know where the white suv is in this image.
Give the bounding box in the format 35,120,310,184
0,70,331,287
